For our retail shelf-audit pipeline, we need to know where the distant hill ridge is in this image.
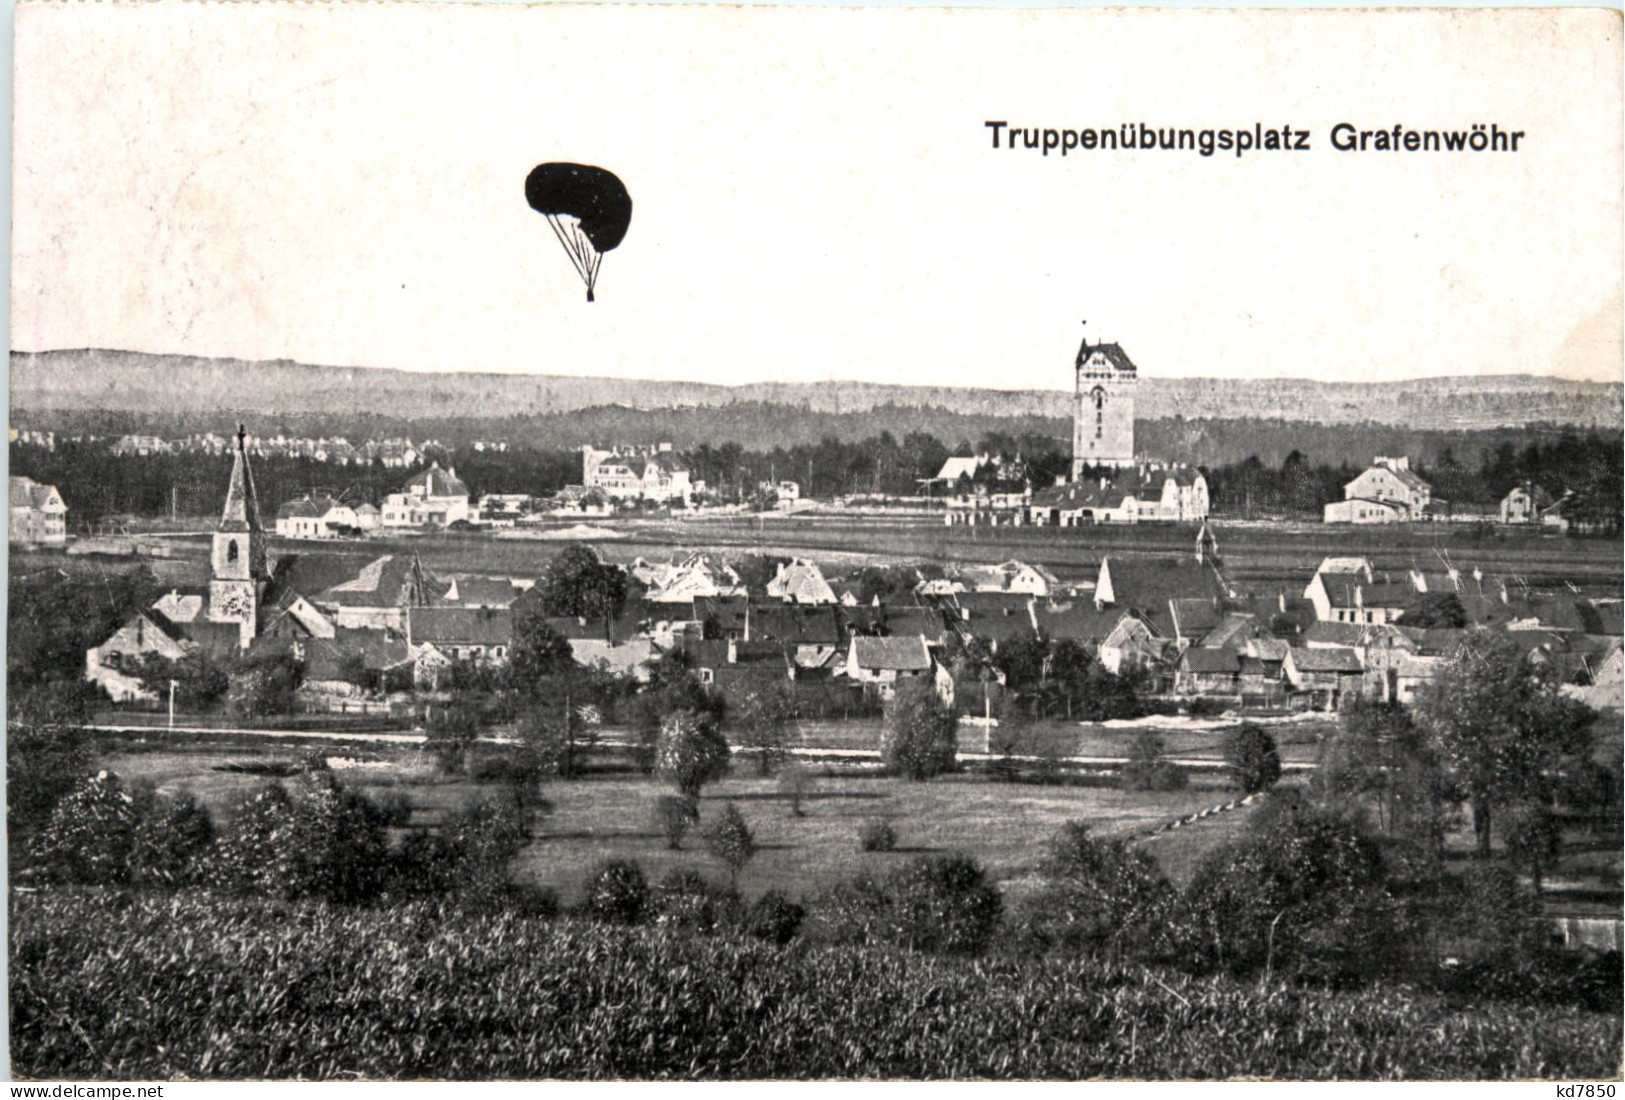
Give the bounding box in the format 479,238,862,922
10,348,1621,431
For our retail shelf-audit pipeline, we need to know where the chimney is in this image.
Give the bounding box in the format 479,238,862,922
1278,590,1287,614
727,637,738,664
1355,585,1364,610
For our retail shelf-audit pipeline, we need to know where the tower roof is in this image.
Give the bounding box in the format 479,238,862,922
1075,339,1137,374
219,423,264,534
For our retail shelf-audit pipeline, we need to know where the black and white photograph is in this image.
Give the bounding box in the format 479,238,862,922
5,1,1622,1082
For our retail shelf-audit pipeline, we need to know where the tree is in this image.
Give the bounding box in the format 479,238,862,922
777,762,814,816
584,859,649,924
226,642,304,718
30,771,141,885
629,651,725,773
881,681,958,780
134,651,230,711
1120,731,1187,791
515,675,599,780
731,681,798,776
1021,822,1176,962
653,794,699,850
1182,799,1408,980
1315,697,1450,851
6,719,94,845
706,802,757,883
130,789,216,888
1414,631,1596,856
656,710,732,797
424,695,483,775
1223,722,1281,794
539,545,627,642
507,602,575,695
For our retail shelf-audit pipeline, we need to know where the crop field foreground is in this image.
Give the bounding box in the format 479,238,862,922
11,890,1621,1081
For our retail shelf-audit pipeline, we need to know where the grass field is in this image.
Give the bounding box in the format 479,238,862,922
94,741,1253,903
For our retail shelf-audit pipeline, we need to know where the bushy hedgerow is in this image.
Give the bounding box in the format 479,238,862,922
857,817,896,852
652,868,741,934
806,853,1002,956
745,890,806,945
1016,822,1178,964
584,859,650,925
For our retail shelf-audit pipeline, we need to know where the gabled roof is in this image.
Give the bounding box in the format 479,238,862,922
750,604,842,646
408,606,513,647
321,555,444,608
403,462,468,499
1031,480,1131,511
1320,577,1417,610
1099,557,1229,614
152,589,207,624
436,575,519,609
879,606,947,641
767,558,838,605
851,635,933,671
1075,339,1137,374
687,639,790,669
9,476,62,511
1199,613,1273,651
1034,601,1150,645
1290,646,1364,673
1179,648,1240,673
1169,598,1226,641
171,619,244,663
934,455,988,483
544,615,637,644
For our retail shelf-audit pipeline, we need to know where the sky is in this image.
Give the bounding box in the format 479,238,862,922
10,4,1623,390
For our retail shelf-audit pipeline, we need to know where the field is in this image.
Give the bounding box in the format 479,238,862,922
77,513,1625,596
95,740,1259,902
12,890,1621,1080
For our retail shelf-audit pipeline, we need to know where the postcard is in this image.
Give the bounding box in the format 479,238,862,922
8,1,1622,1083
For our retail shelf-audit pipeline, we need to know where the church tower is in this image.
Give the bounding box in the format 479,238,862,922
208,423,270,648
1071,326,1138,479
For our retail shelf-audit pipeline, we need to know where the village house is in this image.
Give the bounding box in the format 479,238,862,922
547,614,658,681
581,443,695,504
274,493,368,540
315,554,443,631
1325,456,1433,524
407,606,513,685
1035,600,1165,678
766,558,839,604
1284,646,1366,709
382,463,474,528
642,553,745,604
9,476,67,547
1499,482,1556,524
842,635,952,703
1174,647,1241,698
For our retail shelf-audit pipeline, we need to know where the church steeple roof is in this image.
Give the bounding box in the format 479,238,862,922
220,423,263,534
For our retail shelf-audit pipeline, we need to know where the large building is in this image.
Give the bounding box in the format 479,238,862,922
1325,456,1433,524
9,476,67,547
1071,332,1138,478
581,443,695,504
382,463,474,528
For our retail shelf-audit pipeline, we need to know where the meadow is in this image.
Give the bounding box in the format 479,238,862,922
95,741,1259,902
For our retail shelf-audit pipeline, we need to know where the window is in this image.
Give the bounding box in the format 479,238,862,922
226,540,238,563
699,668,714,684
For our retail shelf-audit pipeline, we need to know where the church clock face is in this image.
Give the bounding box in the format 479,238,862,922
217,587,251,619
